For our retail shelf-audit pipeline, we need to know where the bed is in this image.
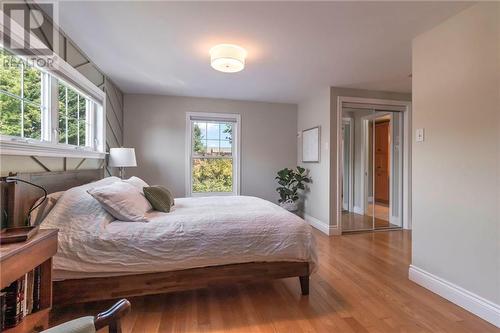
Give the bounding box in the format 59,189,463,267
3,169,316,306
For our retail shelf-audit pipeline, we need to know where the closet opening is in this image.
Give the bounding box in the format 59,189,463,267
337,98,411,234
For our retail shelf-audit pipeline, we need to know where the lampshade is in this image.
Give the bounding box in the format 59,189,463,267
109,148,137,167
209,44,247,73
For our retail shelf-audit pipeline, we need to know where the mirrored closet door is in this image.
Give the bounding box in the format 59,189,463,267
340,105,404,233
341,107,375,232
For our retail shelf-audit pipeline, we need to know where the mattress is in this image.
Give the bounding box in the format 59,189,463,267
40,178,316,280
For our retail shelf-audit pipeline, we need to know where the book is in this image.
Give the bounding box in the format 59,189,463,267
0,267,42,329
26,270,35,315
22,274,27,317
0,292,6,330
33,266,41,312
2,277,24,328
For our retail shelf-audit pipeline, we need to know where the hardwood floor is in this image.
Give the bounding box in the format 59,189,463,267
366,203,390,222
342,211,399,231
50,230,498,333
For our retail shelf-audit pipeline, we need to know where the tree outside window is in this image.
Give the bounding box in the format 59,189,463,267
191,121,234,193
0,50,43,139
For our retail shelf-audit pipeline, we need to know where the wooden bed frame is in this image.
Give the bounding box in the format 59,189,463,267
2,169,310,306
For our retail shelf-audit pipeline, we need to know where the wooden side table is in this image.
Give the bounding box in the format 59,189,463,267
0,229,58,333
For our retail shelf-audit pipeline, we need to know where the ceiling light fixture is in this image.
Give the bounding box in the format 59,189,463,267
209,44,247,73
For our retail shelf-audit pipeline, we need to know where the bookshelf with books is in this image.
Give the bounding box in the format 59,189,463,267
0,229,58,332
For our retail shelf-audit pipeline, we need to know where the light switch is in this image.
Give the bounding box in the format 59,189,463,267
416,128,425,142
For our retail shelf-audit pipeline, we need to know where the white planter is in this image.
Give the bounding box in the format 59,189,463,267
280,199,298,212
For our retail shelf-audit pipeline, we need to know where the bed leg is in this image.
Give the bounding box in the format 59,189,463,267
299,275,309,295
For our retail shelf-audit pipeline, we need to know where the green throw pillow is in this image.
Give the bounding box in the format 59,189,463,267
143,186,174,213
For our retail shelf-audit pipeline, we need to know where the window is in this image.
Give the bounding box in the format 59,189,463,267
186,113,240,196
0,48,105,157
0,51,47,140
58,81,92,147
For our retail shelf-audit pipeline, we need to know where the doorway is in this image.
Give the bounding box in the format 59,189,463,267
374,119,390,205
341,118,354,213
338,98,411,233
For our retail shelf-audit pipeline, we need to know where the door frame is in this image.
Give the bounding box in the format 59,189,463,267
374,118,391,206
336,96,412,232
388,112,404,227
341,117,354,212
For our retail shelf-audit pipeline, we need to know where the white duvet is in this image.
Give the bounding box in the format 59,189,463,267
40,177,317,280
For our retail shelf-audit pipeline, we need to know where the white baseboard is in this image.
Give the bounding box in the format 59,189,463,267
409,265,500,327
353,206,364,215
304,214,339,235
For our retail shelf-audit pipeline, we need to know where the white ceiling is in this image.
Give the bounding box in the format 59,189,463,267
57,1,471,104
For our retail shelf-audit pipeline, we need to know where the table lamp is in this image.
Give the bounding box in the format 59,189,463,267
109,148,137,179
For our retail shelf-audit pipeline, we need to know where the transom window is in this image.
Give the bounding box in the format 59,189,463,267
187,113,240,196
0,48,104,157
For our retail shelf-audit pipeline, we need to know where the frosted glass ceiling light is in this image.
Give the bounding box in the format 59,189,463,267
210,44,247,73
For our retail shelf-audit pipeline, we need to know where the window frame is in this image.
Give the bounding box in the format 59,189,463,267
185,112,241,197
0,50,106,159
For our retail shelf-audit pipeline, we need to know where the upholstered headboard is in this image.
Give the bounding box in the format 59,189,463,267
1,169,104,228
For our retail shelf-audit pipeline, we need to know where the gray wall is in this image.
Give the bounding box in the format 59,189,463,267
297,88,331,226
412,2,499,304
123,94,297,202
103,79,124,176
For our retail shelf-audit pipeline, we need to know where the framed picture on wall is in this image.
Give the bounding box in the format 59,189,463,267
302,126,320,163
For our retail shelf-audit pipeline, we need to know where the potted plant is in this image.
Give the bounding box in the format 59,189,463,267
275,166,311,212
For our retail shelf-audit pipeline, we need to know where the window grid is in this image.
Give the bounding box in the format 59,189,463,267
0,59,45,140
192,121,233,157
57,81,93,147
77,94,80,146
0,89,43,108
64,86,68,144
20,61,24,138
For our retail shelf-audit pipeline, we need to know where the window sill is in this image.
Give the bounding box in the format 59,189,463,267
190,192,237,197
0,137,105,159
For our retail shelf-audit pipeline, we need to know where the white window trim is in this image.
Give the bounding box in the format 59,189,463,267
185,112,241,197
0,134,105,158
0,21,106,159
0,61,107,158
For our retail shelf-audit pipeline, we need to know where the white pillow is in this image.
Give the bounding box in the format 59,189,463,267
41,176,121,229
123,176,149,192
87,182,152,222
30,191,65,226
